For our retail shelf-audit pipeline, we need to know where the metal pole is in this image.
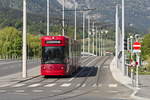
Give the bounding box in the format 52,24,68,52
136,53,139,88
22,0,27,78
62,0,65,36
96,27,98,56
101,32,103,56
47,0,50,36
82,12,85,53
92,22,95,54
74,1,77,40
122,0,125,75
88,16,90,53
99,31,101,56
115,5,119,68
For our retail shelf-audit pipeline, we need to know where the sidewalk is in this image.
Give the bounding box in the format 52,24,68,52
0,66,40,86
110,58,150,100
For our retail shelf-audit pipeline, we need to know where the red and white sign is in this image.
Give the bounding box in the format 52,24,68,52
133,42,141,53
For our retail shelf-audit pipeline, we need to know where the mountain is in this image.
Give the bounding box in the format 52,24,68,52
0,0,150,33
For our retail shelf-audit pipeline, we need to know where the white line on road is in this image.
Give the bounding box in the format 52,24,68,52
0,61,21,65
92,84,96,87
0,90,6,93
0,84,11,87
60,83,71,87
32,90,43,93
12,84,25,87
28,84,41,87
68,78,74,82
76,83,81,87
108,84,118,88
44,83,56,87
98,84,102,87
81,84,86,87
15,90,25,93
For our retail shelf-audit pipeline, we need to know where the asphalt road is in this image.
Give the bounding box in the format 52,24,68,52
0,59,40,76
0,56,135,100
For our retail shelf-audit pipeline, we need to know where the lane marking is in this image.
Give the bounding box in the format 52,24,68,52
98,84,102,87
15,90,25,93
12,84,25,87
28,84,41,87
76,83,81,87
33,90,43,93
81,84,86,87
92,84,96,87
60,83,71,87
52,90,62,92
68,78,74,82
108,84,118,88
0,84,11,87
44,83,56,87
0,61,21,65
0,90,6,93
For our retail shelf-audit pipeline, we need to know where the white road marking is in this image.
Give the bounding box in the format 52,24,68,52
98,84,102,87
60,83,71,87
12,84,25,87
33,90,43,93
28,84,41,87
68,78,74,82
52,90,62,92
0,90,6,93
0,84,11,87
0,61,21,65
44,83,56,87
15,90,25,93
81,84,86,87
108,84,118,88
76,83,81,87
92,84,96,87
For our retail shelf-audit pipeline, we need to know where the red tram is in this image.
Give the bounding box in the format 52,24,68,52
41,36,81,76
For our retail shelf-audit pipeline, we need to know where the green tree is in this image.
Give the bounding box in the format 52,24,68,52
0,27,22,59
141,34,150,60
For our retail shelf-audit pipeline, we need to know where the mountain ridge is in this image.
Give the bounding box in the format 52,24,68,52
0,0,150,33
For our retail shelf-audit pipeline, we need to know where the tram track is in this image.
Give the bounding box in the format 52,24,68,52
58,56,110,100
32,56,107,100
0,56,94,94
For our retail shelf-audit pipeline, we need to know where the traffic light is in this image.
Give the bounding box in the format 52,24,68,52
124,38,127,50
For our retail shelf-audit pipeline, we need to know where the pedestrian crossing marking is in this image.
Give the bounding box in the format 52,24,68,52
15,90,25,93
44,83,56,87
28,84,41,87
81,84,86,87
92,84,96,87
108,84,118,88
60,83,71,87
0,84,11,87
12,84,25,87
33,90,43,93
0,90,6,93
76,83,81,87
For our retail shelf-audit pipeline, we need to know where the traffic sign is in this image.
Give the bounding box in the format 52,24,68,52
133,42,141,53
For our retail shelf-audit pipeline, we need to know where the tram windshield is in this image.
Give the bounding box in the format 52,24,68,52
42,46,65,64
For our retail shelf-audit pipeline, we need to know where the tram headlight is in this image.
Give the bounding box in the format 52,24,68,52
60,66,64,70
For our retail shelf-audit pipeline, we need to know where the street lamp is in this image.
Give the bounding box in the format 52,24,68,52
62,0,65,36
122,0,125,75
47,0,50,36
74,1,77,40
88,16,91,53
92,22,95,54
82,11,85,53
22,0,27,78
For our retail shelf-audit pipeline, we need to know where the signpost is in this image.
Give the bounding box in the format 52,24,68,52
133,42,141,88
